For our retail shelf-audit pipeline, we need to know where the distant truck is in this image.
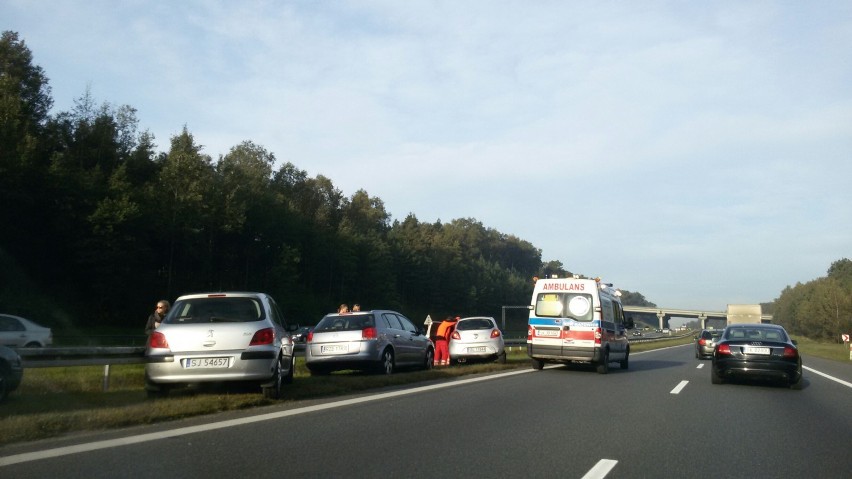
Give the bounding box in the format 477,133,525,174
726,304,763,325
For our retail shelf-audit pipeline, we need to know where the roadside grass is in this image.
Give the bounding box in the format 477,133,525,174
0,353,529,447
2,336,847,447
792,336,851,362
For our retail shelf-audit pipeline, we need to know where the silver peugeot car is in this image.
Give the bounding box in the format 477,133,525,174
305,310,434,375
448,316,506,364
145,292,298,399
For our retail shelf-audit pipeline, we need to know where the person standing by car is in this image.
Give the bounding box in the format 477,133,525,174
145,300,170,335
434,316,458,366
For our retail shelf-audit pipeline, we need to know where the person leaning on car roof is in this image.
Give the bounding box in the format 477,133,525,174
144,300,170,335
434,316,458,366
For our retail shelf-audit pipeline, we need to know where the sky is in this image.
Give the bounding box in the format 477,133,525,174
4,1,851,312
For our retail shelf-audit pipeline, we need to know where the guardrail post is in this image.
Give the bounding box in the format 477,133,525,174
103,364,110,392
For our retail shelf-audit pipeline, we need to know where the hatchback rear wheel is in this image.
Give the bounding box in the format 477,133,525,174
379,349,395,374
263,355,286,399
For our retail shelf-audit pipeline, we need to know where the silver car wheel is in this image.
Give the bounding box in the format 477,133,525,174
263,355,284,399
380,349,394,375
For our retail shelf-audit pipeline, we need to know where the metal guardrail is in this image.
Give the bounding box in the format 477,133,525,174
14,333,691,390
17,347,147,368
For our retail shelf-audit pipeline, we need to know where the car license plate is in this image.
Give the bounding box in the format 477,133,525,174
321,344,348,354
537,329,559,337
468,347,487,353
744,346,770,355
184,357,229,368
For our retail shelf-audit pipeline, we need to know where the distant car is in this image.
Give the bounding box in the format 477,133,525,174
305,310,433,375
0,345,24,401
448,316,506,365
0,314,53,348
144,292,298,399
711,324,802,389
632,330,643,336
662,328,671,334
695,329,723,359
290,326,313,344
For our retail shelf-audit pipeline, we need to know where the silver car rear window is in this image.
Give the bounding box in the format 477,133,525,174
315,314,375,332
166,297,264,324
457,319,494,331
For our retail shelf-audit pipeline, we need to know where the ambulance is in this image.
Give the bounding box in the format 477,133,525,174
527,276,633,374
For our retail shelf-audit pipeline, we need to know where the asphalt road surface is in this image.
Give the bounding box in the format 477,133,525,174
2,344,850,478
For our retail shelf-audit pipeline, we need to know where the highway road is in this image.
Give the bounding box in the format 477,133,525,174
2,344,850,478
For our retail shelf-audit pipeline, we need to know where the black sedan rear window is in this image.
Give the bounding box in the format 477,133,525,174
726,327,787,341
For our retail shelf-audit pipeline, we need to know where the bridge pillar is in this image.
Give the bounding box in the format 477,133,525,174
657,311,665,330
698,314,707,330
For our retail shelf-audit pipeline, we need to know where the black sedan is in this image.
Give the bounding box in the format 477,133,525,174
711,324,802,389
0,345,24,401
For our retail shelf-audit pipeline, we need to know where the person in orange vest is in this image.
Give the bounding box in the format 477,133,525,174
434,316,458,366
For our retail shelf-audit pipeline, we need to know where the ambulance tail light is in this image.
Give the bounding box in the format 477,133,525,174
527,327,533,340
594,327,602,345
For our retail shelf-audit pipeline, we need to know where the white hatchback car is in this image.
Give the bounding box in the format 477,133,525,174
448,316,506,364
0,314,53,348
144,292,298,399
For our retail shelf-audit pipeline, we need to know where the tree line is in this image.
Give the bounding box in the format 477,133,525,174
0,31,558,331
768,259,852,342
1,31,846,341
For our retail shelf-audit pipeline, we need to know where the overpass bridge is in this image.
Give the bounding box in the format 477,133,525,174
623,304,772,330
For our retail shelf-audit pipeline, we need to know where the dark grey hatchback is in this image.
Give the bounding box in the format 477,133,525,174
711,324,802,389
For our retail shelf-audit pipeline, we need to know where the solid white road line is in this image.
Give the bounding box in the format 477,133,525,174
803,365,852,388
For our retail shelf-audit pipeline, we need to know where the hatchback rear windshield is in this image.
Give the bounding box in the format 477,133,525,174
315,314,375,332
456,318,494,331
165,297,264,324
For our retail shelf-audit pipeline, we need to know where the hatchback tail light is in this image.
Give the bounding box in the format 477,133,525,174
306,330,314,342
451,331,461,340
149,332,169,349
782,346,798,359
491,329,501,338
716,343,732,356
362,327,377,339
698,339,706,346
250,327,275,346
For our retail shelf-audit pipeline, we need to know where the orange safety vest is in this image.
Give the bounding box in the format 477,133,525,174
436,321,456,340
